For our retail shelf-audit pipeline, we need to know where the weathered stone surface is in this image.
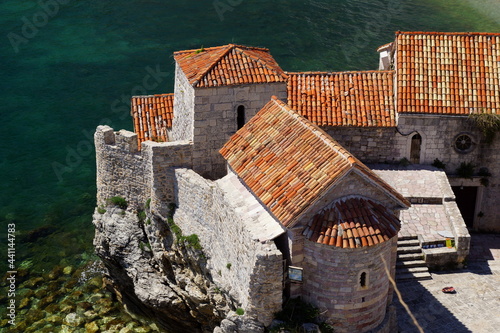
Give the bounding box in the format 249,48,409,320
93,207,233,332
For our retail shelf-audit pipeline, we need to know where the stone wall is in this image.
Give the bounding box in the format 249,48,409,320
171,63,195,142
397,114,500,232
324,127,401,163
324,115,499,232
191,83,287,179
301,237,397,333
95,125,193,216
173,168,283,326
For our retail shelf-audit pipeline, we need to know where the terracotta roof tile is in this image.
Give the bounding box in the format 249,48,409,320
174,44,287,88
394,31,500,115
131,93,173,148
287,71,396,127
220,97,409,227
303,197,400,248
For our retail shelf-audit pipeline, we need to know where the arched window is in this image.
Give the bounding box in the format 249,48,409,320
410,133,422,164
237,105,245,130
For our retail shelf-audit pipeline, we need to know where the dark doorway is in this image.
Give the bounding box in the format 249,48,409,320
451,186,478,228
237,105,245,130
410,133,422,164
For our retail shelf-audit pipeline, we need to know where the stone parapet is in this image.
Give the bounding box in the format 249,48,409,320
95,125,193,215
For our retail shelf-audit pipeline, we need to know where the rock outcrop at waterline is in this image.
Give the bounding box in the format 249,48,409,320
92,206,264,333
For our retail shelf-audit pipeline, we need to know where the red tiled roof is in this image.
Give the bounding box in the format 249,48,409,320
220,97,409,227
131,94,173,147
394,31,500,114
173,44,287,88
303,197,400,248
287,71,396,127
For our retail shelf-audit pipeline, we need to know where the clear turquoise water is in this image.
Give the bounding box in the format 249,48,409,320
0,0,499,324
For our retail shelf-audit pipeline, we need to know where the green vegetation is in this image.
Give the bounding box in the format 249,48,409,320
468,112,500,144
146,218,151,225
139,241,152,252
226,263,232,270
137,210,146,223
97,206,106,214
456,162,475,179
107,196,128,210
166,204,203,251
271,298,334,333
478,167,492,186
236,308,245,316
431,158,446,170
145,198,151,210
195,46,205,54
399,157,411,167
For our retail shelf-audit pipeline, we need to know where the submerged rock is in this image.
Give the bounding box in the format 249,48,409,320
84,321,100,333
63,312,85,327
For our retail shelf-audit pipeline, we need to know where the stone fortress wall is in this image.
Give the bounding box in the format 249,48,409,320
174,169,283,325
94,125,282,326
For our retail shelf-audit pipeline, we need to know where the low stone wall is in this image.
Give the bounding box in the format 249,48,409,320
173,168,283,326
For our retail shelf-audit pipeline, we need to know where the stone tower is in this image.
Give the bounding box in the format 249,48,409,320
170,44,288,179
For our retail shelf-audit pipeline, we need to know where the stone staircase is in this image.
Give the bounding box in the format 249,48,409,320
396,236,432,281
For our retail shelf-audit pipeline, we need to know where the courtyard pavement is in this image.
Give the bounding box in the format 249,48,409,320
394,233,500,332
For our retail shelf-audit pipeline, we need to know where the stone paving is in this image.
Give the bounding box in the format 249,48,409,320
399,204,453,242
394,233,500,332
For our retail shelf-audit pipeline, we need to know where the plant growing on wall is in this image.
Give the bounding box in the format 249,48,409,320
107,196,128,210
468,112,500,144
478,167,492,186
271,298,334,333
431,158,446,170
456,162,475,180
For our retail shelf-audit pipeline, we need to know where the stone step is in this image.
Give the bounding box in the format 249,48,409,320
397,266,429,274
398,235,419,241
397,239,420,247
397,246,422,254
396,259,427,268
397,252,424,261
396,271,432,281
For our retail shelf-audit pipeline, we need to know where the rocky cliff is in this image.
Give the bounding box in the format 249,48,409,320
92,206,265,333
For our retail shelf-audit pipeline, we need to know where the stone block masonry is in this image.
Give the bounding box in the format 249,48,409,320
95,125,192,216
302,237,397,333
191,82,287,179
173,168,283,326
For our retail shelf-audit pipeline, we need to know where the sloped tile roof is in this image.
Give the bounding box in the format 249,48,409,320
394,31,500,114
173,44,287,88
131,94,173,147
220,97,409,227
303,197,400,248
287,71,396,127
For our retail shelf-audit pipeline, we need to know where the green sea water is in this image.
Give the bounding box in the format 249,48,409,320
0,0,499,330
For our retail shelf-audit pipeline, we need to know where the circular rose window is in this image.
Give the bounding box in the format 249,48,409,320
454,133,474,153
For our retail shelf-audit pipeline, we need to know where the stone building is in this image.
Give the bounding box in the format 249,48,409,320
95,32,499,332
